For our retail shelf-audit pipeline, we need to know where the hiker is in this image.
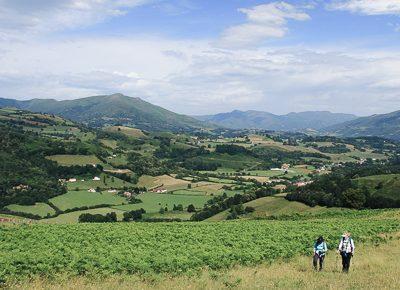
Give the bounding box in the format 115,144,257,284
313,236,328,271
338,232,355,273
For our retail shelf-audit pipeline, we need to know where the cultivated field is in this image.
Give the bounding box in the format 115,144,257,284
1,210,399,286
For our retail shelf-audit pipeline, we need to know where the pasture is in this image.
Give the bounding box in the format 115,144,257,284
66,173,133,190
5,203,55,218
49,191,127,211
112,192,211,213
105,126,146,138
46,154,102,166
42,207,126,224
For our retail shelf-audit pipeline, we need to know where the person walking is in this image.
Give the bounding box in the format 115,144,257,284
313,236,327,271
338,232,355,273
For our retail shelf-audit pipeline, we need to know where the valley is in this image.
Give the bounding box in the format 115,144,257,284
1,102,400,288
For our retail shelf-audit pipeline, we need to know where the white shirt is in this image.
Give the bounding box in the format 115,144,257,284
338,237,355,253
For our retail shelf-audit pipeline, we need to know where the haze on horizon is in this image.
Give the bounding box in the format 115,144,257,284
0,0,400,116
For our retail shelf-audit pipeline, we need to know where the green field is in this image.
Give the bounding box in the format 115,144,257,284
46,154,102,166
356,174,400,200
206,195,331,221
42,207,126,224
112,192,211,213
1,210,399,282
49,191,127,211
5,203,55,218
66,173,133,190
104,126,146,138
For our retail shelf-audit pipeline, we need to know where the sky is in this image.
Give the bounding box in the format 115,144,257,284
0,0,400,116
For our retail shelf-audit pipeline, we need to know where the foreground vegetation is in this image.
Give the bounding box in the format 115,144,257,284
1,210,399,284
9,235,400,289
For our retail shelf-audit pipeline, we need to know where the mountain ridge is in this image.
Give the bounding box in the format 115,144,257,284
0,94,207,132
194,110,358,131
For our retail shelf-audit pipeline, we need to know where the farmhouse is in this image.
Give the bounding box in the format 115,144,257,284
12,184,29,191
68,178,77,183
123,191,132,198
281,163,290,170
93,176,101,181
108,189,117,193
294,181,313,187
88,188,96,193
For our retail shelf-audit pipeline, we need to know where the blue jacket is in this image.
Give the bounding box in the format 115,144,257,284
314,241,328,256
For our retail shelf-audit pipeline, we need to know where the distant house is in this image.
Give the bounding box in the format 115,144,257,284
281,163,290,170
68,178,77,183
295,181,313,187
93,176,101,181
88,188,96,193
123,191,132,198
108,189,117,193
152,187,167,193
12,184,29,191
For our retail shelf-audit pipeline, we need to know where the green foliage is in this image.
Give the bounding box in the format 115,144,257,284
0,210,399,281
78,212,117,223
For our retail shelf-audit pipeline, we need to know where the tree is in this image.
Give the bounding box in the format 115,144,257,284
159,207,165,214
340,188,366,209
187,204,196,212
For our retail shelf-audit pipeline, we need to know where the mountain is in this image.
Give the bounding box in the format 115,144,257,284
194,110,357,131
0,94,206,132
324,110,400,140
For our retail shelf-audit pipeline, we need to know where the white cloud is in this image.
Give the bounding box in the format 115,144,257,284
0,0,153,38
328,0,400,15
2,35,400,115
219,2,310,48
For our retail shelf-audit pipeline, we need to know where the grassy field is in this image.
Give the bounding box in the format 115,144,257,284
112,192,211,213
46,154,102,166
66,173,133,190
207,196,336,221
355,174,400,200
99,139,118,149
41,207,126,224
49,191,127,211
137,175,190,190
5,203,55,217
105,126,146,138
14,237,400,289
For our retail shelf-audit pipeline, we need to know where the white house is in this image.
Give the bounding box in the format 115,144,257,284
93,176,101,181
88,188,96,193
108,189,117,193
68,178,77,183
123,191,132,198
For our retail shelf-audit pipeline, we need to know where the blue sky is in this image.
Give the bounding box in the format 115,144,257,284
0,0,400,115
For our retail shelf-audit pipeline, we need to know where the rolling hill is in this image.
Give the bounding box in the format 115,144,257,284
324,110,400,140
0,94,207,132
194,110,357,131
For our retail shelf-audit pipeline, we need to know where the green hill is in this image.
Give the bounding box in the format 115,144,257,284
0,94,208,132
355,174,400,201
324,110,400,140
195,110,357,131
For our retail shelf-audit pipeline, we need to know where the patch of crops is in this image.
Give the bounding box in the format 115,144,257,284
0,210,399,281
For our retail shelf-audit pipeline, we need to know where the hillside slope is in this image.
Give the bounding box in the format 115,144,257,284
195,110,357,131
0,94,207,131
324,110,400,140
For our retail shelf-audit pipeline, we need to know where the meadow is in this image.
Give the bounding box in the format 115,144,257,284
46,155,102,166
1,209,399,284
112,192,211,213
49,191,127,211
5,203,55,218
